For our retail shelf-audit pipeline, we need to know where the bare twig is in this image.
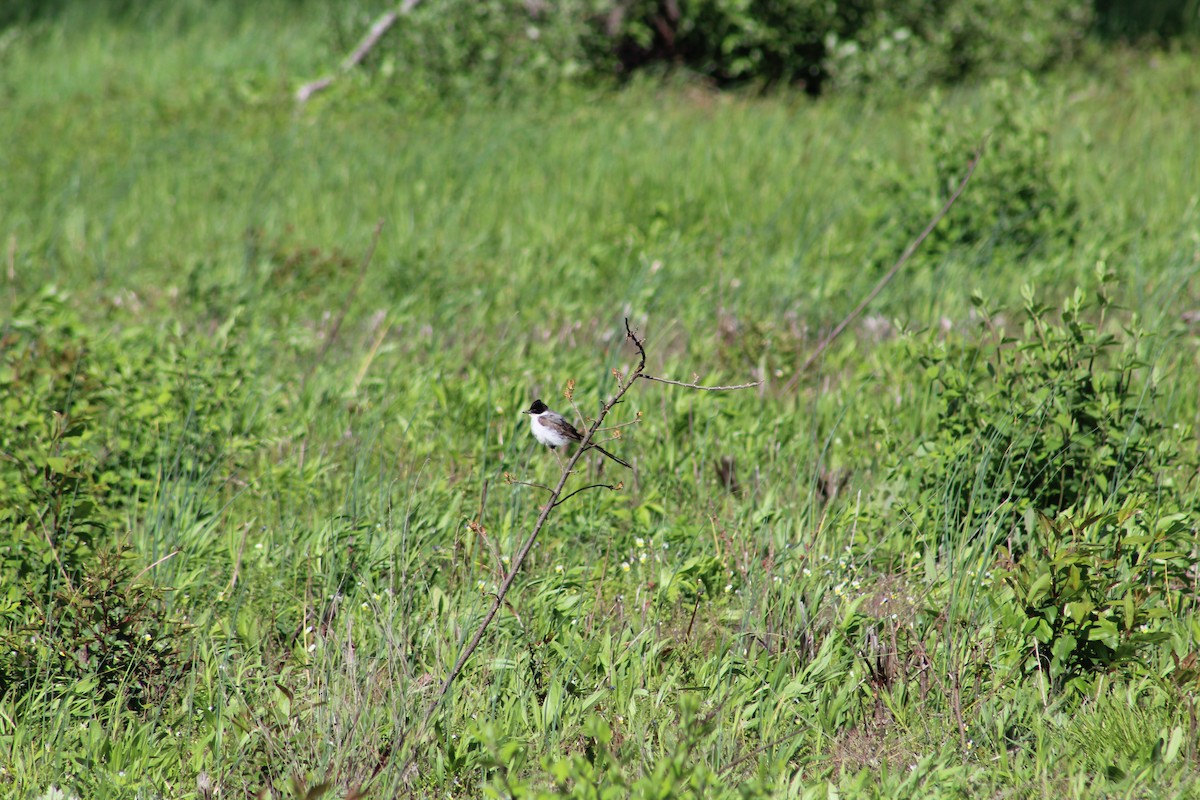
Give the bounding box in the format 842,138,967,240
553,482,620,508
388,320,649,780
505,478,553,495
783,137,988,391
684,594,701,641
601,415,642,431
434,335,644,697
564,379,585,430
641,374,761,391
296,1,422,104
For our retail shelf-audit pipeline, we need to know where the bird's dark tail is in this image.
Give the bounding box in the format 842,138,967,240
588,443,632,470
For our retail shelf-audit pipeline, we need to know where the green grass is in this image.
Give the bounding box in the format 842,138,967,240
1,5,1199,799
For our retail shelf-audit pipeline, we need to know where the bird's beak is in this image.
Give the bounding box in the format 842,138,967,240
521,410,531,414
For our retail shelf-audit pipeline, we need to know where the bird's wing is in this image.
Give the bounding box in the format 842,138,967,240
543,412,583,441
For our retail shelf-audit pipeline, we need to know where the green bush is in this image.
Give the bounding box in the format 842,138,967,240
869,277,1195,693
0,287,264,706
1,546,184,710
994,503,1186,691
602,0,866,91
0,288,262,567
824,0,1094,91
1094,0,1200,41
359,0,607,100
889,275,1187,540
361,0,1099,97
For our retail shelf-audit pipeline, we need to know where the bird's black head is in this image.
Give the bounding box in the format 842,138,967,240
523,399,548,415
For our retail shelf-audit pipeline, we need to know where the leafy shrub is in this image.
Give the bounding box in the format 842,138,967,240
609,0,1092,91
994,503,1187,691
0,288,262,569
0,286,264,705
355,0,1099,98
358,0,607,101
1094,0,1200,41
1,289,117,591
890,275,1187,540
824,0,1094,92
1,547,184,710
603,0,868,91
868,277,1195,693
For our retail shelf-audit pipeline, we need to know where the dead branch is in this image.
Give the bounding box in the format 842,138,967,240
295,1,422,104
554,482,620,508
641,374,761,391
625,322,758,392
505,478,553,495
783,137,988,391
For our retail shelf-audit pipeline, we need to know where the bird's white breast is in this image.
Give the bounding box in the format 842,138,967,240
530,413,571,447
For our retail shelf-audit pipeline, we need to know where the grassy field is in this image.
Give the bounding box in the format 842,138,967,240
2,4,1200,798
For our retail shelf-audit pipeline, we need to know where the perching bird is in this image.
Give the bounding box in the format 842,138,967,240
522,398,631,469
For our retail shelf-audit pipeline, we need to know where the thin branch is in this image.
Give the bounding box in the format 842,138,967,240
684,594,701,641
600,416,642,431
564,378,586,431
624,317,648,377
783,137,988,391
626,319,760,394
341,6,407,71
295,1,421,103
641,374,761,391
506,478,554,495
436,452,592,695
553,482,619,508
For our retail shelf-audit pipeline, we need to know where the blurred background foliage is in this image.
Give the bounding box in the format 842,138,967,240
2,0,1197,97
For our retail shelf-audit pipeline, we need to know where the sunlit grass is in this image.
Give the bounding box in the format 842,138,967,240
1,5,1199,799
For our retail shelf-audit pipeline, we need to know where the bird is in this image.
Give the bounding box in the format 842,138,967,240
522,398,631,469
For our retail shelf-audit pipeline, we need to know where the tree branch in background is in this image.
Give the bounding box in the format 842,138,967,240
783,137,988,392
295,1,422,104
